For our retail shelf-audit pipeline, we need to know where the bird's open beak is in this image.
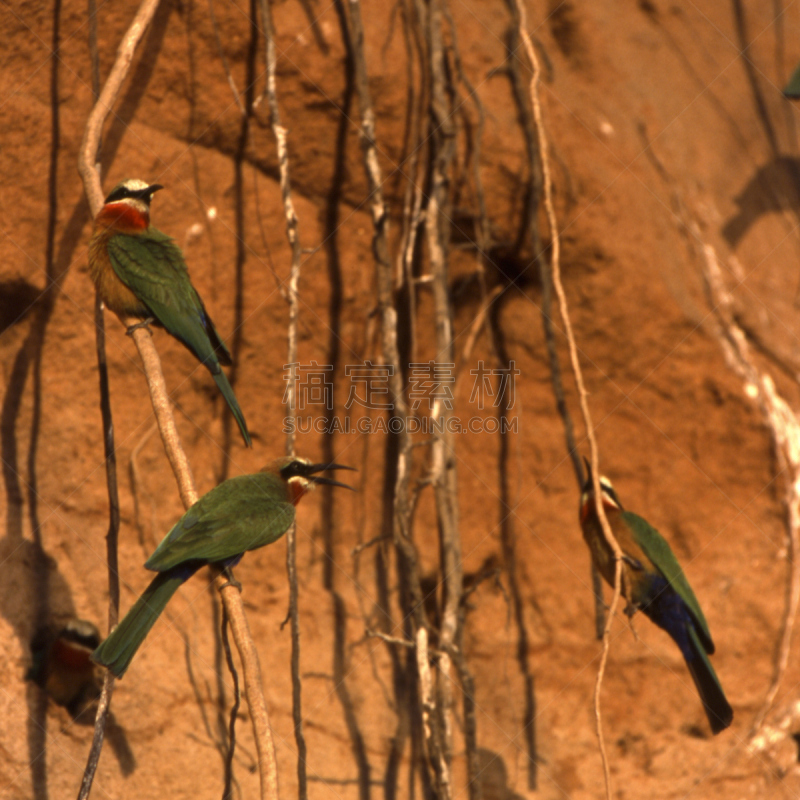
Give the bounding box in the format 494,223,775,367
306,462,356,491
128,183,163,205
581,456,597,498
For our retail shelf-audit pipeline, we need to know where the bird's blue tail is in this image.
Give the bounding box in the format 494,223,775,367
642,581,733,733
684,623,733,734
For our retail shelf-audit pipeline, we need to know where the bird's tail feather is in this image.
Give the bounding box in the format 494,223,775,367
213,370,251,447
91,571,186,678
685,624,733,734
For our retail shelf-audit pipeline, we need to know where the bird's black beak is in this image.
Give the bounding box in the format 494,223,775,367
142,183,163,202
128,183,163,205
306,462,357,491
582,456,593,492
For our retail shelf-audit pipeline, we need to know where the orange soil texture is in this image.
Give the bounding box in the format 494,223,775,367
2,1,800,799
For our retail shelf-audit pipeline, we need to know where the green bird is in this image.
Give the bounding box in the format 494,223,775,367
88,178,251,446
785,61,800,98
28,619,102,717
579,461,733,734
92,458,354,677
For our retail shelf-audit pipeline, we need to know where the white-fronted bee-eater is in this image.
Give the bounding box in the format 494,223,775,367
92,458,354,677
580,461,733,734
89,178,250,446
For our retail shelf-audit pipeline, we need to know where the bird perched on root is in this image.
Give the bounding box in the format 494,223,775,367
579,460,733,734
92,458,354,677
88,178,251,446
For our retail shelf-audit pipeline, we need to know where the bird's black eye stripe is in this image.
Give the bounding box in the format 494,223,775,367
104,186,132,204
279,460,308,480
601,482,623,509
104,184,159,205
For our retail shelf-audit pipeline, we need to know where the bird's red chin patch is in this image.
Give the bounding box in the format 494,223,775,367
288,477,312,506
580,496,618,524
96,201,149,232
51,638,93,670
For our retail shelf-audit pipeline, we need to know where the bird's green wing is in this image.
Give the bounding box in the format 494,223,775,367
145,474,294,571
622,510,714,653
107,229,232,368
785,62,800,98
92,571,186,678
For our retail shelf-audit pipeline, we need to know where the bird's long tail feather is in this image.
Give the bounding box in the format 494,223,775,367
685,624,733,734
91,571,187,678
213,369,251,447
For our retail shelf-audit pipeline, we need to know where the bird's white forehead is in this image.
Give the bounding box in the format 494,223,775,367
581,475,617,505
279,456,311,468
120,178,150,191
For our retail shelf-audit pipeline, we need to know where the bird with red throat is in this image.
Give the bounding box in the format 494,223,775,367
579,461,733,734
88,178,250,445
91,458,354,678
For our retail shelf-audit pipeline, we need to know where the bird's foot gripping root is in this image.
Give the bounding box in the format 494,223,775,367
218,567,242,593
622,602,640,641
126,317,155,336
623,597,643,618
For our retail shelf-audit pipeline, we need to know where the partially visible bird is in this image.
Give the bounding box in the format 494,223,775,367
579,461,733,734
92,458,354,677
28,618,102,717
88,178,250,446
785,62,800,98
